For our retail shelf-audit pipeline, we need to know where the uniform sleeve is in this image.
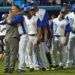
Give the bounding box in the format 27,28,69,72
37,18,41,28
65,17,72,33
49,20,53,30
10,15,24,26
65,23,71,33
66,16,74,27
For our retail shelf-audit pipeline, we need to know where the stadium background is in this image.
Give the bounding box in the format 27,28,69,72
0,0,75,20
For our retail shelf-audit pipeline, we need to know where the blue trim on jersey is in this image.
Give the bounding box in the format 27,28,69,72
50,20,53,30
65,23,71,33
21,21,26,34
65,16,73,33
11,15,24,25
37,12,49,28
9,15,26,34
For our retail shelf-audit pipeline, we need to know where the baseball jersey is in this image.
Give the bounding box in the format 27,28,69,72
65,12,75,38
24,15,37,35
36,9,49,28
52,17,68,37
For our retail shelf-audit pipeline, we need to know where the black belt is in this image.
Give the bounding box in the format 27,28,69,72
53,35,61,37
20,33,26,36
28,34,37,36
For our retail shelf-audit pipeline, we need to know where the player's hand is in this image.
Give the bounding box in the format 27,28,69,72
37,33,43,42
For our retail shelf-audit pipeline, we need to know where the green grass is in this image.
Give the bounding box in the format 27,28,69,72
0,61,75,75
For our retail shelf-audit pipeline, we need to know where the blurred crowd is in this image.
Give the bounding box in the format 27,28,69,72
0,0,75,6
0,0,12,6
27,0,75,5
39,0,68,5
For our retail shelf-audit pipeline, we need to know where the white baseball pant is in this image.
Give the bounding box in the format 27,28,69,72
18,34,28,70
26,35,39,69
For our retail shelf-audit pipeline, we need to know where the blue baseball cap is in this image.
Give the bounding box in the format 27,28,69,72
21,2,34,12
24,5,34,12
21,3,29,10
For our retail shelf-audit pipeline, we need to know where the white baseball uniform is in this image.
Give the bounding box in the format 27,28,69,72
24,15,39,69
51,16,68,67
18,16,28,70
66,12,75,67
36,9,49,69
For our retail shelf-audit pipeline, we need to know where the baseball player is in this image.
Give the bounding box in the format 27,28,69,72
35,7,50,70
3,5,22,73
65,6,75,67
51,10,70,69
17,10,28,72
22,5,39,71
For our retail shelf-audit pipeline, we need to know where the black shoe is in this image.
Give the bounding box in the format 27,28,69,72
29,68,34,72
4,68,9,73
54,65,59,68
41,68,46,71
17,69,25,73
57,66,63,70
26,67,30,69
8,68,14,73
51,65,59,70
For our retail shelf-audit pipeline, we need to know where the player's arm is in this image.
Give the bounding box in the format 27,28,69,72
7,15,24,26
42,12,50,41
37,27,43,43
64,23,71,45
48,20,53,40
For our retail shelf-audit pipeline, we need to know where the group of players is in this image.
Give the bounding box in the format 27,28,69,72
0,2,75,73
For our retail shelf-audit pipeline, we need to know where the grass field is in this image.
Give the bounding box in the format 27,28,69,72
0,61,75,75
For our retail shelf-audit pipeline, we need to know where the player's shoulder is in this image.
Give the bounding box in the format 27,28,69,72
14,14,24,21
61,19,68,25
23,15,28,20
65,12,74,18
53,18,58,22
15,14,23,18
23,15,26,18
